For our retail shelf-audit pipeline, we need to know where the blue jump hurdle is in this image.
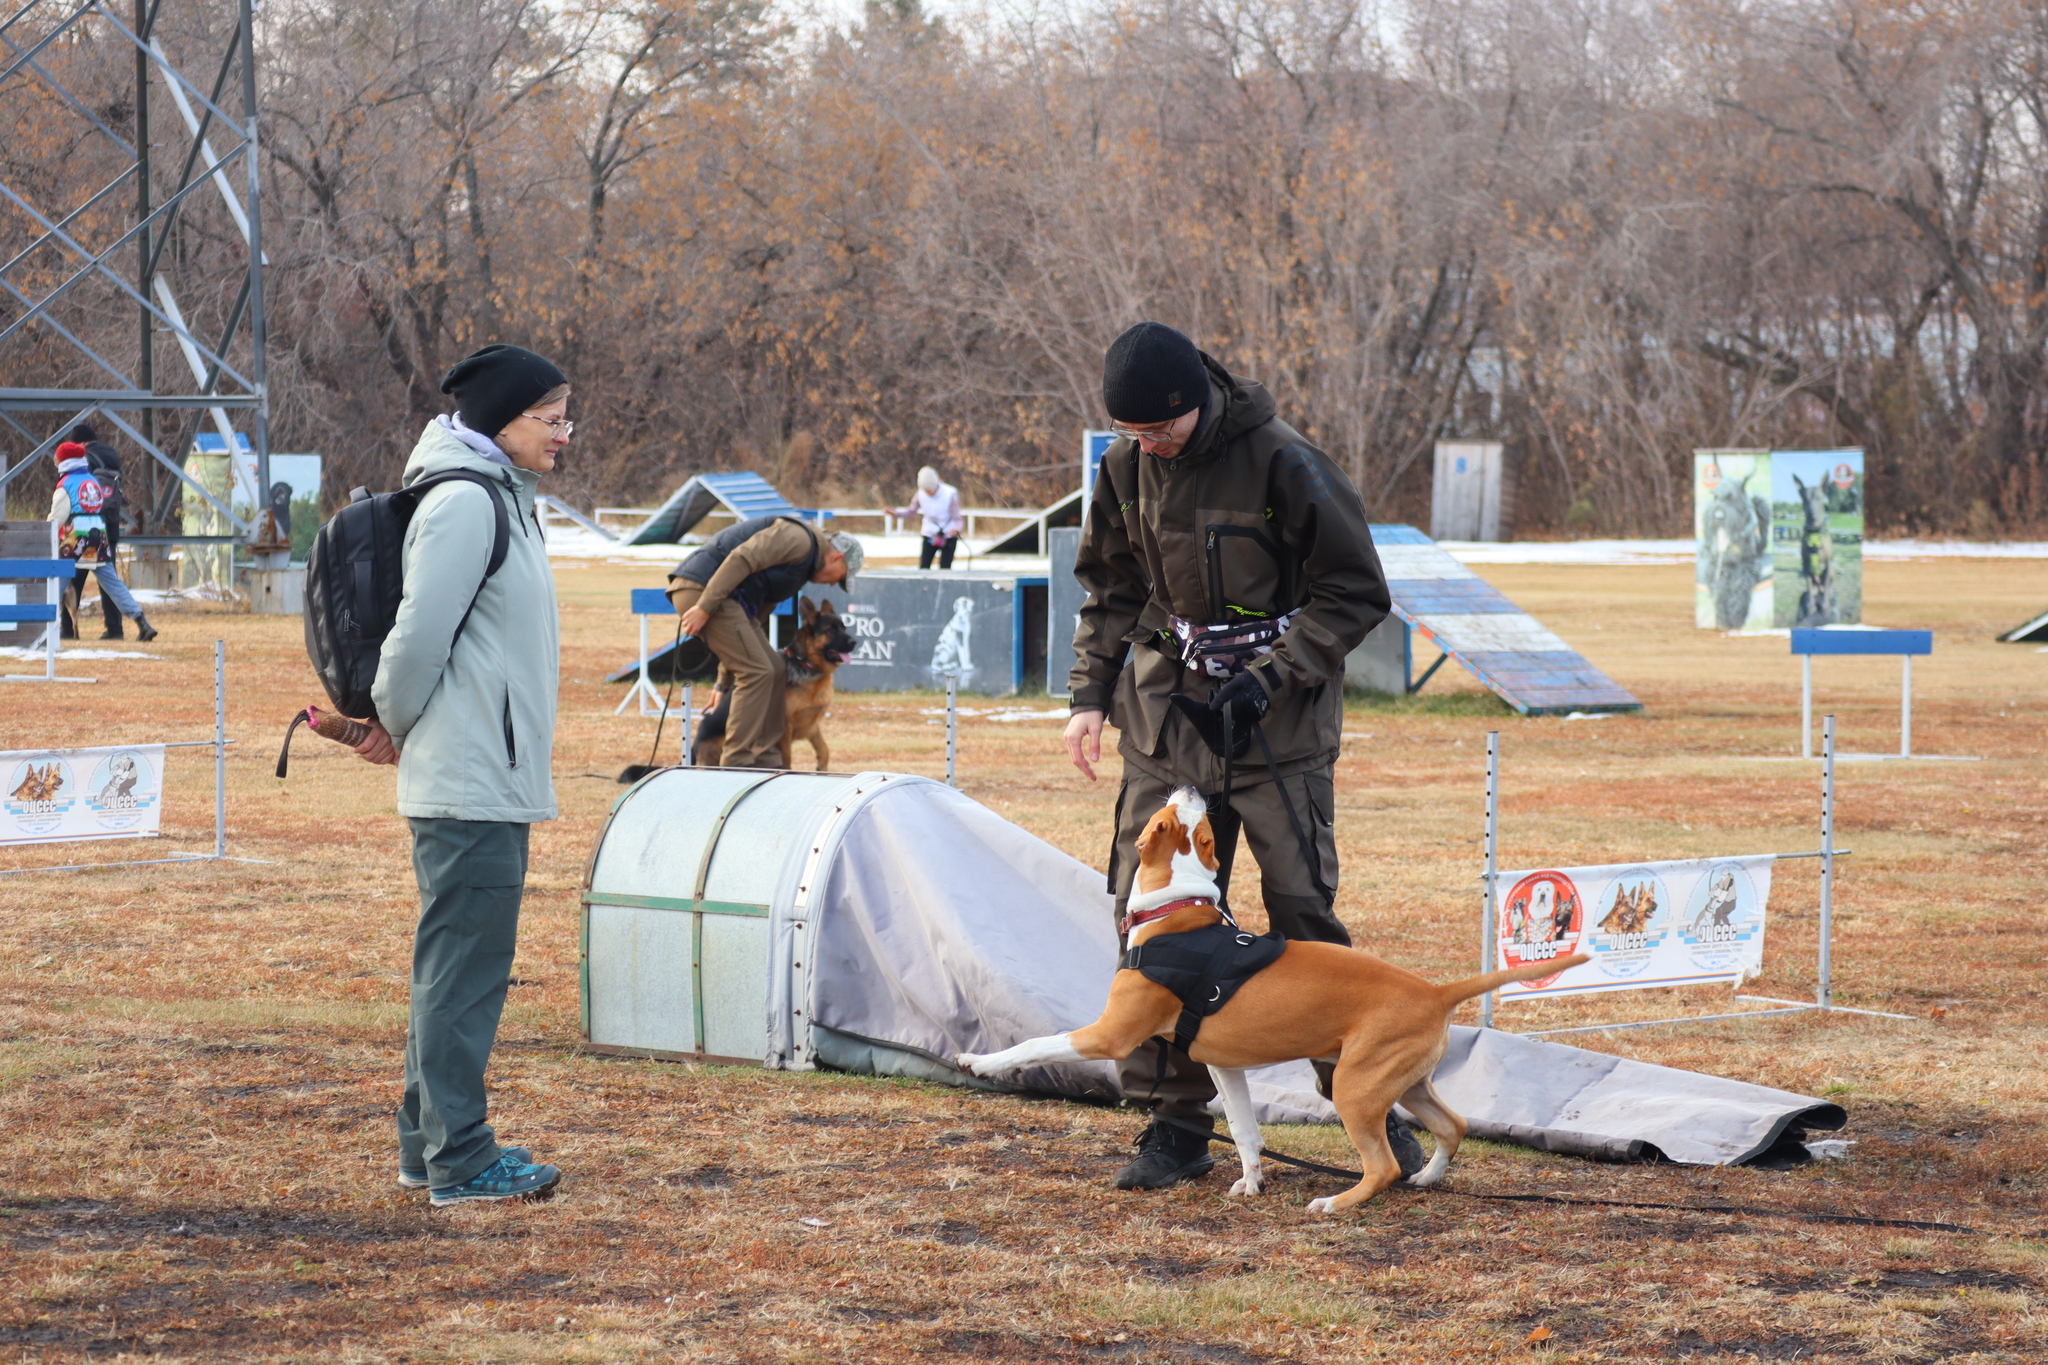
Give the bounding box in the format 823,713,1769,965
1791,628,1933,758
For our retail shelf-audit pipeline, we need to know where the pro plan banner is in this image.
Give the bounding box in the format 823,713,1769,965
1494,855,1775,1000
2,745,164,846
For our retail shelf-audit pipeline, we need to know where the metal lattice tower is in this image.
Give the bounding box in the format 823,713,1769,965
0,0,274,558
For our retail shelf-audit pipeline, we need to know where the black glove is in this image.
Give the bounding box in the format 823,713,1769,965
1167,671,1271,760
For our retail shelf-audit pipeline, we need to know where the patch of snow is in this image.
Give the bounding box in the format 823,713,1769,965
544,528,1008,564
0,646,158,660
1864,539,2048,559
1436,537,2048,565
1440,539,1695,565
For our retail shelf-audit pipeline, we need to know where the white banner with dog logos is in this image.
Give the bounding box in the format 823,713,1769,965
1493,855,1775,999
2,745,165,846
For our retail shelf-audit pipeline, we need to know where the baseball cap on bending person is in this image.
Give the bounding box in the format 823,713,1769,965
827,531,864,582
439,344,569,438
1102,321,1209,424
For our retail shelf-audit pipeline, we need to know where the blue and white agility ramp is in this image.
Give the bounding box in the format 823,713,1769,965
1349,526,1641,715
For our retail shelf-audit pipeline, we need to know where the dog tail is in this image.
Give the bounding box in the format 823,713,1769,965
1437,955,1590,1007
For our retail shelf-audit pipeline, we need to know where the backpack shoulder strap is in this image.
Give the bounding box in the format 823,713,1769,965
401,470,513,647
403,470,510,576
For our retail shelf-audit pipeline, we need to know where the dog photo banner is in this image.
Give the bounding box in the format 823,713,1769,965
1492,855,1775,1000
3,744,165,846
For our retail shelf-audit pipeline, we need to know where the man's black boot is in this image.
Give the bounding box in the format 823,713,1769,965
1387,1113,1428,1181
1112,1119,1215,1190
134,613,158,643
101,592,122,639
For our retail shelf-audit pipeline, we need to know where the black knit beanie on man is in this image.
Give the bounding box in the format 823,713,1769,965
439,344,568,437
1101,321,1210,425
68,422,100,443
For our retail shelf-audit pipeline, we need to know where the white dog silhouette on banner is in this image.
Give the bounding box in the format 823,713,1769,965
929,596,975,681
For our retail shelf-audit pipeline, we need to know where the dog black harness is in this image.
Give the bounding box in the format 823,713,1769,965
1122,923,1287,1053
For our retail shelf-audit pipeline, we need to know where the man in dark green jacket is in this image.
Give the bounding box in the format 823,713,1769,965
1063,320,1419,1190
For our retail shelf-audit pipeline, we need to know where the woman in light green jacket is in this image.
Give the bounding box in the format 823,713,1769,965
350,344,569,1207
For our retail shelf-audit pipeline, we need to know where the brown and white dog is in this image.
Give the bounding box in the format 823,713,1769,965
957,788,1587,1213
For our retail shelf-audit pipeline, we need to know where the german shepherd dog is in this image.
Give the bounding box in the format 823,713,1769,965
695,598,858,770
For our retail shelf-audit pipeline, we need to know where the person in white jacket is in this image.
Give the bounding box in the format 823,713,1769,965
348,344,569,1207
892,465,965,569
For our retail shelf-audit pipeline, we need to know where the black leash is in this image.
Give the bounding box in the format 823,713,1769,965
1154,1112,1370,1182
1217,707,1233,849
1250,723,1330,905
1150,1113,2038,1239
619,616,686,783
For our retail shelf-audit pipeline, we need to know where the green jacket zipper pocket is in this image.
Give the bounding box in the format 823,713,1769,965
502,693,519,769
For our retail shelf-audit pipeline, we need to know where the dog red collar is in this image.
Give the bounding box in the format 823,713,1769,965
1120,897,1216,936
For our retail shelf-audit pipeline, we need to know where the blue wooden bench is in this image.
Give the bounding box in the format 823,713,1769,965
1791,628,1932,758
0,558,77,683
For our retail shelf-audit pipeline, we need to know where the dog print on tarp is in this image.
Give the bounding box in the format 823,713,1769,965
1694,451,1774,631
1771,450,1863,628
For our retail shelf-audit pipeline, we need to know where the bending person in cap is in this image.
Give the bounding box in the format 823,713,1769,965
669,520,862,769
1063,320,1420,1191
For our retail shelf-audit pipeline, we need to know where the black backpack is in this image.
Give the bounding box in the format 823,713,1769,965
280,471,509,775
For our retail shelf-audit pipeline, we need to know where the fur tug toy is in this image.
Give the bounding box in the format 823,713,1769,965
275,706,372,778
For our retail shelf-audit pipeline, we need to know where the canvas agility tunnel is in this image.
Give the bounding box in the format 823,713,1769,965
582,768,1845,1164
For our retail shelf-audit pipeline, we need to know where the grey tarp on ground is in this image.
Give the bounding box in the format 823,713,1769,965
1426,1025,1845,1165
798,777,1330,1119
782,775,1843,1164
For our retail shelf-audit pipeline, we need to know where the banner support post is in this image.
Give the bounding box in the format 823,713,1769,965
213,640,226,858
1818,712,1834,1009
682,684,693,766
1480,730,1500,1029
946,675,959,787
1899,657,1912,757
1801,655,1813,759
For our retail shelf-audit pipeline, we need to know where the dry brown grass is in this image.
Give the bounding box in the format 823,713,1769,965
1,554,2044,1363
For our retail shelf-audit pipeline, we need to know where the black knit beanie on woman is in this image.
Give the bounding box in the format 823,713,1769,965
439,344,568,437
1101,321,1210,424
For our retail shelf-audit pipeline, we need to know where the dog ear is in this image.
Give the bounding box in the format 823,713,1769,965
1191,817,1215,868
801,598,818,625
1137,811,1181,861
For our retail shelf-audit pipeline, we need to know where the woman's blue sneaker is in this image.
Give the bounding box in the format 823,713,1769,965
399,1147,529,1190
428,1153,561,1207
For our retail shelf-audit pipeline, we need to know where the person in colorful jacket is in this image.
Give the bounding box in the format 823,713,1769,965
47,439,154,642
69,424,156,641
